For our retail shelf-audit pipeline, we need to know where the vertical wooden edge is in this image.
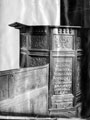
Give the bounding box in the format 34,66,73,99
72,51,77,106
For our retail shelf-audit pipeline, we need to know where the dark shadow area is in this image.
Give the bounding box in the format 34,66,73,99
80,29,90,118
61,0,83,26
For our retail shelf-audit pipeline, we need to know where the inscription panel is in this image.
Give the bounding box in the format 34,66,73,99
53,57,72,87
50,57,73,109
52,35,73,50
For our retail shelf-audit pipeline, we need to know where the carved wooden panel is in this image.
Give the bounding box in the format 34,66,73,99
8,23,83,116
20,29,49,68
28,56,49,67
20,54,49,68
50,28,76,112
52,35,73,50
50,57,74,109
52,57,72,95
31,35,49,49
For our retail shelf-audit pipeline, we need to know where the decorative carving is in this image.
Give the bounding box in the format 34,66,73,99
32,27,48,35
52,58,72,95
53,35,73,50
54,89,72,95
31,35,49,49
60,36,73,49
51,94,73,102
51,57,73,109
52,102,73,109
54,84,71,89
52,28,75,35
29,57,49,67
53,76,72,83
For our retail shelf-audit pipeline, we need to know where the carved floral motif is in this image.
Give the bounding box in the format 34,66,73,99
53,35,73,50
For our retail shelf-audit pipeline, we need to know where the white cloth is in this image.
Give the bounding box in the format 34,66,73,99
0,0,60,71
